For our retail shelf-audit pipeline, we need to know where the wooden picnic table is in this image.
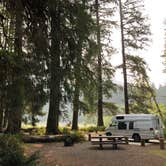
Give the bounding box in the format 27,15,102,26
90,134,128,149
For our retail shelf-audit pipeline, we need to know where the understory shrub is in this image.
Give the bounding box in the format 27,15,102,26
21,127,46,136
61,129,85,143
0,134,39,166
69,131,85,143
60,127,70,135
60,127,85,142
80,126,106,132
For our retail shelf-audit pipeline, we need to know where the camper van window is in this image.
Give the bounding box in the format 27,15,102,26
118,122,127,130
116,116,124,120
129,122,134,129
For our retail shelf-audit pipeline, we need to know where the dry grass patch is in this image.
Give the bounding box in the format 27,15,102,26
148,149,166,159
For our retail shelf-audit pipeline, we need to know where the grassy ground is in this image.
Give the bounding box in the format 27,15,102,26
148,149,166,159
148,149,166,166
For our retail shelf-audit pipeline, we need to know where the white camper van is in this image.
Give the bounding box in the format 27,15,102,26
105,114,164,142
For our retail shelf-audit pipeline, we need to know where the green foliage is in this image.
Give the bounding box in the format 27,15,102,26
68,131,85,143
118,0,151,114
161,19,166,73
104,116,113,127
148,103,166,127
0,0,154,134
60,127,85,142
0,134,39,166
60,127,71,135
0,49,26,133
122,0,150,50
31,128,46,136
126,55,154,113
80,126,106,132
34,127,46,136
21,127,46,136
103,102,120,115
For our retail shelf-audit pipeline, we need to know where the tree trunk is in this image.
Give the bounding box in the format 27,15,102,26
71,41,82,130
7,81,24,133
46,1,61,135
119,0,129,114
31,105,36,127
3,108,8,130
95,0,104,126
0,95,4,132
146,80,164,125
72,80,80,130
7,0,24,133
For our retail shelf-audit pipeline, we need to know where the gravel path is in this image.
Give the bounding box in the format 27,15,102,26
26,142,166,166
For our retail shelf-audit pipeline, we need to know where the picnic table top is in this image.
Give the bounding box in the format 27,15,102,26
91,135,127,139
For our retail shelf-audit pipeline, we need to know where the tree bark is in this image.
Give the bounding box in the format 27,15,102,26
3,107,8,130
7,0,24,133
72,79,80,130
46,1,61,134
0,95,4,131
71,41,82,130
95,0,104,126
119,0,129,114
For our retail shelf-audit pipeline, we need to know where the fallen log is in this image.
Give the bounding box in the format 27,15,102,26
22,135,64,143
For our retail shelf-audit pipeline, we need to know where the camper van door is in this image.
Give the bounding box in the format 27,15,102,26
116,121,129,136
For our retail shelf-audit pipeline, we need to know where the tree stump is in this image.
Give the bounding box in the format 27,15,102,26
160,138,165,150
141,139,145,147
64,135,74,146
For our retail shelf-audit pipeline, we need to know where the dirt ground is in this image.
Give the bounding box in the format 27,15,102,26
25,142,166,166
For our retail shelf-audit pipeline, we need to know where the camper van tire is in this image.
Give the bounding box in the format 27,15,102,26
132,134,141,142
106,132,112,136
145,139,149,143
106,132,112,140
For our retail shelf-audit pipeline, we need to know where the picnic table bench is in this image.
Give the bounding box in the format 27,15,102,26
89,134,128,149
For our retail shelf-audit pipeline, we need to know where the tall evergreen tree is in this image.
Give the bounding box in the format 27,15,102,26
6,0,24,133
23,0,49,127
0,0,16,130
46,0,61,134
95,0,104,126
93,0,116,126
126,55,153,113
118,0,150,114
119,0,129,114
0,0,49,132
71,1,94,130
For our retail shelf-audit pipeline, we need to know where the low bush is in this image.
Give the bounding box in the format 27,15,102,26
21,127,46,136
59,127,70,135
69,131,85,143
80,126,106,132
60,127,85,142
0,134,39,166
33,127,46,136
62,130,85,143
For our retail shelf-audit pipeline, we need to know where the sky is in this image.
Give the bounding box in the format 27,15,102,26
113,0,166,88
144,0,166,88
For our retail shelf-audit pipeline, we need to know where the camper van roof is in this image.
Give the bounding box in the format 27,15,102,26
114,114,157,120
